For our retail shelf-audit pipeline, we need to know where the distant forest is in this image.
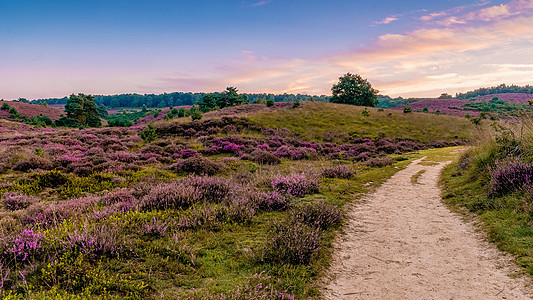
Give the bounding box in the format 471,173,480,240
31,92,330,108
455,84,533,99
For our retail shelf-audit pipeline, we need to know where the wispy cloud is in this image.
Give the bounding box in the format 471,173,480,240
374,16,399,25
250,1,269,7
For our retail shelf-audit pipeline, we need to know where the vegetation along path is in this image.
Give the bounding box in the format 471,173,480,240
323,154,533,299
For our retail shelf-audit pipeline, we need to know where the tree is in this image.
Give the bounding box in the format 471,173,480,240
330,73,378,107
97,104,108,118
61,93,102,127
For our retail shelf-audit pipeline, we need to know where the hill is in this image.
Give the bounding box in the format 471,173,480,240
246,101,474,142
0,100,64,121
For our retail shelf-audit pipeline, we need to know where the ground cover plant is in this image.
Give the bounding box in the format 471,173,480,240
0,101,475,298
442,117,533,275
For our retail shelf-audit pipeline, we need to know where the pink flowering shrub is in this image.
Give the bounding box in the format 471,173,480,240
364,157,395,168
172,156,224,176
489,157,533,197
140,182,201,211
262,221,320,265
0,229,45,267
142,217,168,238
290,200,343,230
271,174,320,197
60,223,133,258
181,176,232,203
177,204,226,231
3,192,39,211
12,156,53,171
321,165,354,179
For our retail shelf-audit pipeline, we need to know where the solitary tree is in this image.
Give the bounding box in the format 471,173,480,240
61,93,101,127
330,73,378,107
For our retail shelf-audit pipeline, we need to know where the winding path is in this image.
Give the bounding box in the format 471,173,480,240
323,157,532,299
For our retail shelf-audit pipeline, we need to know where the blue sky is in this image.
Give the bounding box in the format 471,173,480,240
1,0,533,99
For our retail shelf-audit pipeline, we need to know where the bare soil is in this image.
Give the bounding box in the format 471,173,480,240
323,158,533,299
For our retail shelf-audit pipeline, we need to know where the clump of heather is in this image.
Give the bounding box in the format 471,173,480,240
61,223,133,258
226,196,256,224
489,157,533,197
177,204,226,231
251,149,280,165
187,271,294,300
142,217,168,238
262,221,320,265
253,191,291,212
0,229,45,267
181,176,233,203
321,165,354,179
140,181,201,211
271,173,320,197
173,156,225,176
290,200,343,230
12,155,53,172
3,192,39,211
364,157,395,168
100,188,137,206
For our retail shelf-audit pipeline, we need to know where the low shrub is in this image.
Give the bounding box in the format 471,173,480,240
253,191,291,212
140,181,201,211
61,223,133,258
12,156,53,172
271,173,320,197
181,176,232,203
29,169,68,188
172,156,224,176
321,165,354,179
142,217,168,238
3,192,39,211
290,200,343,230
226,196,256,224
364,157,395,168
0,229,45,267
251,149,280,165
489,157,533,197
176,204,226,231
262,221,320,265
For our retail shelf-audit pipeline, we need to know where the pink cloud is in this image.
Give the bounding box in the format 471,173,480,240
374,16,399,25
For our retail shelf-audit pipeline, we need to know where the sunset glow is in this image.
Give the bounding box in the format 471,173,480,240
1,0,532,99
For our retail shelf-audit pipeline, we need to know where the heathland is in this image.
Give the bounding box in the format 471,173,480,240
0,99,478,299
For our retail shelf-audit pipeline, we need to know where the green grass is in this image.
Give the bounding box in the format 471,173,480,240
247,102,476,142
411,170,426,184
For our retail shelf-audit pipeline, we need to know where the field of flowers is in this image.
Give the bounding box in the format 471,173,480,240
0,102,471,298
390,93,533,117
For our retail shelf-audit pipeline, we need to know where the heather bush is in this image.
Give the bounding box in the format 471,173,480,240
173,156,224,176
226,196,256,224
100,188,137,206
321,165,354,179
364,157,395,168
177,204,226,231
181,176,232,203
12,155,53,171
271,173,320,197
290,200,343,230
262,221,320,265
253,191,291,212
140,181,201,211
3,192,39,211
251,149,280,165
0,229,45,267
142,217,168,238
60,223,133,258
488,157,533,197
68,161,94,176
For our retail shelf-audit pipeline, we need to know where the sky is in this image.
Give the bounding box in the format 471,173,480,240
1,0,532,100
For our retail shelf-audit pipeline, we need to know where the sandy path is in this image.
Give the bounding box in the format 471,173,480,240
322,158,532,299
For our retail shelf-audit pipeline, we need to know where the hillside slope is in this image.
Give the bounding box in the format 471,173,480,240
246,102,475,142
0,100,64,120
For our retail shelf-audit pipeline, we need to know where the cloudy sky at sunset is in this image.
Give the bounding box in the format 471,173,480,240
1,0,532,99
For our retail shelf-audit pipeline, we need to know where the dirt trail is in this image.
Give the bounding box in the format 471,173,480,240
323,157,532,299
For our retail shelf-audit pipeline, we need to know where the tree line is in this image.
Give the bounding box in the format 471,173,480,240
31,92,330,108
456,84,533,99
